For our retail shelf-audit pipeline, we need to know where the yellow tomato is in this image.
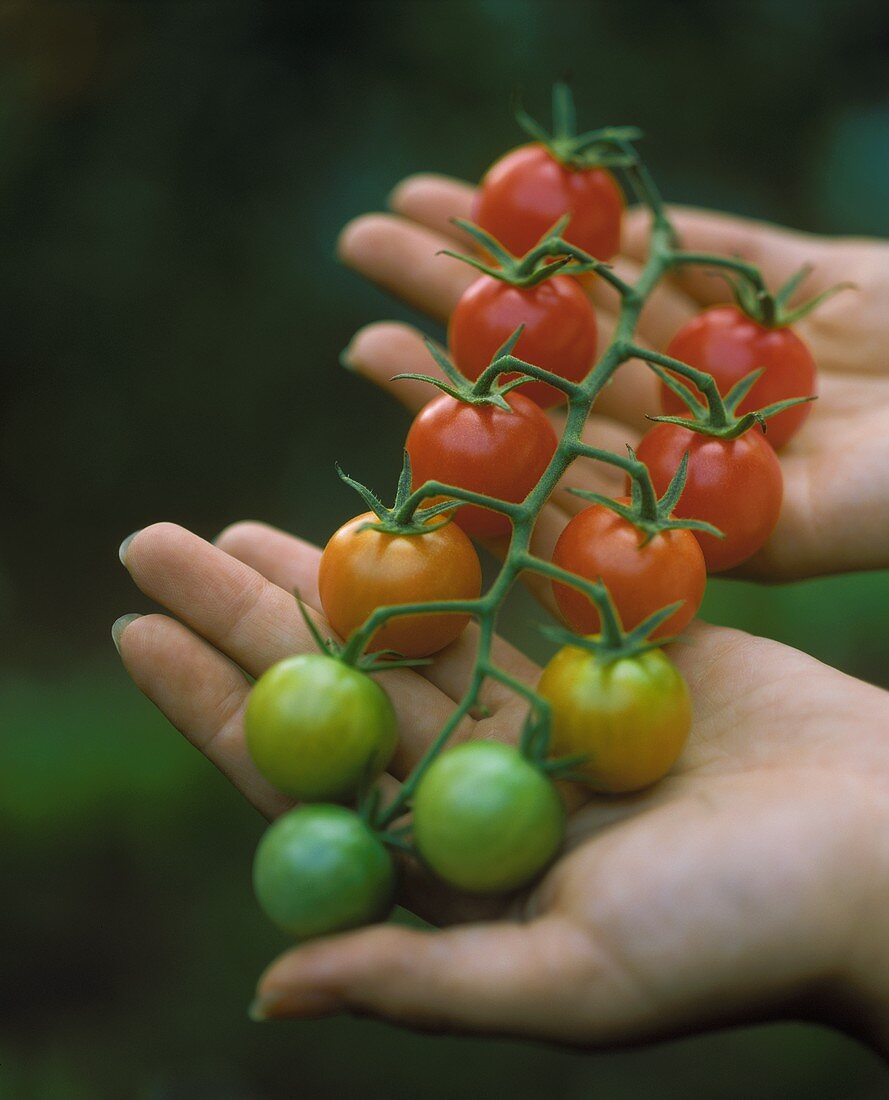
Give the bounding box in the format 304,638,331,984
537,643,691,792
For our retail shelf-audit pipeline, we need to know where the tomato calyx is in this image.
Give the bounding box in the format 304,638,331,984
515,82,641,172
670,253,854,329
569,443,724,545
723,262,854,328
336,451,460,536
541,607,680,668
634,345,816,440
441,216,603,288
395,325,578,406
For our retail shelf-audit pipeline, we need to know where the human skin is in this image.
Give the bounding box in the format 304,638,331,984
114,521,889,1053
113,183,889,1051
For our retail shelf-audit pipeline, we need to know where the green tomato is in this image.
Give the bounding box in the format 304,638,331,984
412,741,564,895
537,643,691,793
245,653,397,801
253,804,395,939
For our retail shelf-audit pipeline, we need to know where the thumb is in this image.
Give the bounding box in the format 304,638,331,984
250,915,598,1040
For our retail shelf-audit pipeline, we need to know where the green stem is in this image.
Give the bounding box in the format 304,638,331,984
516,553,624,648
390,479,525,528
339,597,486,668
626,343,731,428
473,355,585,401
571,442,659,520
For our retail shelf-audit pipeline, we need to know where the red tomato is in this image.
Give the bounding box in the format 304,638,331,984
661,306,816,451
551,498,706,638
405,391,558,538
473,144,623,261
635,424,783,573
448,273,597,408
319,512,482,658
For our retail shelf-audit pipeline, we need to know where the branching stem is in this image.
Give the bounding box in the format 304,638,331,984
338,132,775,836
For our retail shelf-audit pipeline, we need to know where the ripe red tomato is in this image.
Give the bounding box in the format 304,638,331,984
661,306,816,450
635,424,783,572
551,499,706,638
448,273,597,408
405,391,558,538
473,144,623,261
318,512,482,658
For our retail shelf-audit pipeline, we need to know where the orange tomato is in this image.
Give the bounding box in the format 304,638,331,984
318,512,482,658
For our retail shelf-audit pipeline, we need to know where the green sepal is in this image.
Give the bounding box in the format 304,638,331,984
644,358,817,441
716,262,854,329
335,453,459,537
568,446,724,542
441,216,601,288
515,84,642,171
392,329,536,411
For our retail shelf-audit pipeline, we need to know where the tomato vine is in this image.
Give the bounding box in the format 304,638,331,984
326,91,793,837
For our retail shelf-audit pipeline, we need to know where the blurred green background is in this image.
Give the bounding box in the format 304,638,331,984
2,1,889,1096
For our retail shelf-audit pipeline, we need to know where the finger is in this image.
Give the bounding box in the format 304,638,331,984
342,321,446,410
337,214,474,322
214,521,321,605
121,523,470,777
116,612,291,819
252,915,601,1041
624,206,835,306
388,173,476,244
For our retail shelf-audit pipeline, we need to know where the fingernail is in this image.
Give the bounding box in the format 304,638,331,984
112,613,141,654
248,988,341,1021
118,530,141,566
339,341,358,372
248,996,271,1022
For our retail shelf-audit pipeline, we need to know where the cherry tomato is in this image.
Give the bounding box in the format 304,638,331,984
319,513,481,658
552,498,706,638
537,644,691,793
473,144,623,261
412,741,564,894
406,391,558,539
635,423,782,573
253,805,395,939
245,654,397,802
661,306,816,451
449,273,597,408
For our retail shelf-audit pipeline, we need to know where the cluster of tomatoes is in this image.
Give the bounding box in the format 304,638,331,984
243,88,822,942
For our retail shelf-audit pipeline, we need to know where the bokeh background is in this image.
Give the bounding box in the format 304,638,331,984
2,1,889,1096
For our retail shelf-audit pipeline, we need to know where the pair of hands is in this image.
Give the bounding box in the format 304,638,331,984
115,173,889,1051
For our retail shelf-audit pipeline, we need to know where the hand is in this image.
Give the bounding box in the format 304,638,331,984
336,175,889,581
114,521,889,1050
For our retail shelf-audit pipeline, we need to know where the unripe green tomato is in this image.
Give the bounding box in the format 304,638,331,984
245,654,397,802
537,643,691,793
253,804,396,940
412,741,565,894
